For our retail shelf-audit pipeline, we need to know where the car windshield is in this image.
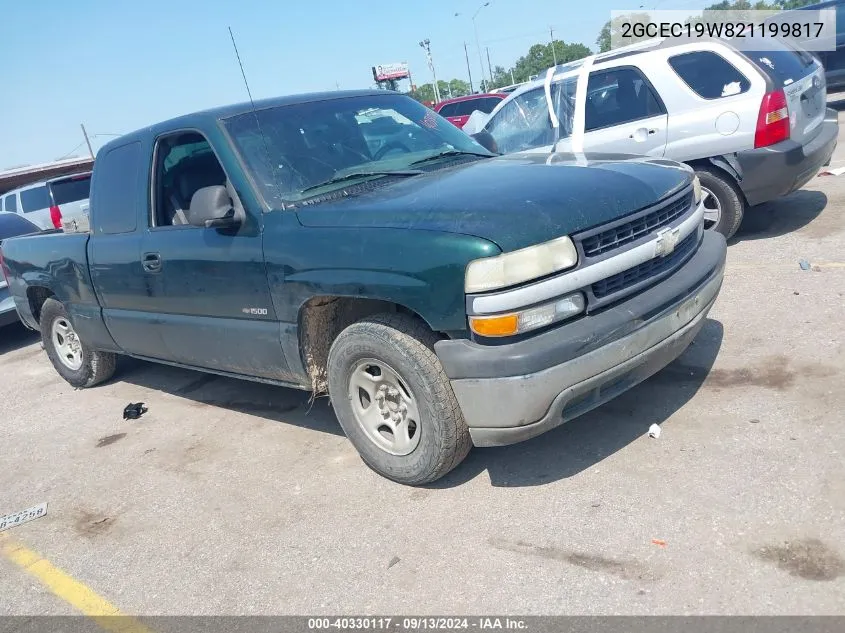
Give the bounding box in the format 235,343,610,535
483,71,579,154
222,93,494,205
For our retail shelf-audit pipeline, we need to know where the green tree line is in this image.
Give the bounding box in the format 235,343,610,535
409,39,592,102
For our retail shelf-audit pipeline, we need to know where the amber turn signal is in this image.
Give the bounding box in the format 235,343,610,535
469,313,519,337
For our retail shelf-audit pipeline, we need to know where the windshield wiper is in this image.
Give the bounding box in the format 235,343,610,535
409,149,492,166
299,170,422,195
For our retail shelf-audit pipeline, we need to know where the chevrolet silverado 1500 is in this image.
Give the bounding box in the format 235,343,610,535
0,90,727,484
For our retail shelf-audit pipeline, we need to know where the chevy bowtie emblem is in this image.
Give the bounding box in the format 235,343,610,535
655,226,681,257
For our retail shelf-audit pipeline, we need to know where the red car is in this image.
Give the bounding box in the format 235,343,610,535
433,93,506,129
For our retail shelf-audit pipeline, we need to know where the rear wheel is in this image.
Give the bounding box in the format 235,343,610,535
695,167,745,239
327,313,471,485
40,298,116,388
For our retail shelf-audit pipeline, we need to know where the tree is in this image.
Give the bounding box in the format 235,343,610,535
596,12,654,53
409,83,437,103
493,40,592,88
448,79,471,97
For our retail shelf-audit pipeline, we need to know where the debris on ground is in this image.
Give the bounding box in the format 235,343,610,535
0,502,48,532
648,424,661,439
818,166,845,176
388,556,401,569
651,539,667,547
799,259,811,270
750,418,761,424
123,402,148,420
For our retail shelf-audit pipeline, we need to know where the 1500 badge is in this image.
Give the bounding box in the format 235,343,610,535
242,307,269,316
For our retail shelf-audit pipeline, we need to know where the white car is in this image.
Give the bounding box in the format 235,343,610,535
0,172,91,231
472,37,838,238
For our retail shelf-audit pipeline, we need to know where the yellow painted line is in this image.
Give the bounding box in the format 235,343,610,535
0,534,154,633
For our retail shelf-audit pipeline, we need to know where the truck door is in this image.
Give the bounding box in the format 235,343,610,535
580,66,668,157
139,130,291,380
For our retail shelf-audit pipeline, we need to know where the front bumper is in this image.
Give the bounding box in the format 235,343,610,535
735,108,838,207
434,230,727,447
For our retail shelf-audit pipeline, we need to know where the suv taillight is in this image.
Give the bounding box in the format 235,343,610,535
49,205,63,229
754,89,790,148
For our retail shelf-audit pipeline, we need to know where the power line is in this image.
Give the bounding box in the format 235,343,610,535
55,141,87,161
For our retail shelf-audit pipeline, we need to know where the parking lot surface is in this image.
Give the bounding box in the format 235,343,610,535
2,105,845,617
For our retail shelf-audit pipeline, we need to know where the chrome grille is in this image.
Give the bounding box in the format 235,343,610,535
580,190,693,258
591,231,698,299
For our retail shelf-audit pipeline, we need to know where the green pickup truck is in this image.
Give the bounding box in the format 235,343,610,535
0,90,726,485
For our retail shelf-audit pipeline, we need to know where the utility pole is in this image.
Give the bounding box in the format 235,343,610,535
463,42,475,93
419,39,441,103
80,123,94,159
486,47,493,87
510,68,515,84
455,3,491,90
549,26,558,66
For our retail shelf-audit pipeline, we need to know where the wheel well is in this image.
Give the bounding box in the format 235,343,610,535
26,287,55,324
687,158,748,205
297,296,434,394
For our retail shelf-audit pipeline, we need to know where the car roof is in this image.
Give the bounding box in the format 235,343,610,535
3,171,92,194
435,93,505,107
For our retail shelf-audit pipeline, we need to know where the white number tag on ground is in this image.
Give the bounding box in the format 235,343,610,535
0,502,48,532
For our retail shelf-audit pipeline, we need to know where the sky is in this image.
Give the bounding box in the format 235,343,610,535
1,0,714,168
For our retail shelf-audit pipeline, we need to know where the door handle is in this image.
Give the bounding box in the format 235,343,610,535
629,127,659,140
142,252,162,273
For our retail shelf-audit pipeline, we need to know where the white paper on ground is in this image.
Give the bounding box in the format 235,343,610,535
819,166,845,176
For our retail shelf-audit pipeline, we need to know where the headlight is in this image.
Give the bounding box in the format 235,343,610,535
692,175,702,205
469,292,585,337
465,235,578,293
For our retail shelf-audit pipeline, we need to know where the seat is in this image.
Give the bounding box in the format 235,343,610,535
169,155,226,225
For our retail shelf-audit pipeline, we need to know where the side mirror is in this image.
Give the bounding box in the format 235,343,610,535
471,130,499,154
187,186,239,229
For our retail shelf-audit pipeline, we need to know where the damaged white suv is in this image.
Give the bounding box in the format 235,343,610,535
471,37,837,238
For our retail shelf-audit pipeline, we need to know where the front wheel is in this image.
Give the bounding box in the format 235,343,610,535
40,298,116,388
327,313,471,485
695,167,745,239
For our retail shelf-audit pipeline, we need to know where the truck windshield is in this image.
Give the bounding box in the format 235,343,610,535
222,93,494,205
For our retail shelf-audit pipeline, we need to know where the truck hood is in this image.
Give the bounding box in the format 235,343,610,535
295,153,693,252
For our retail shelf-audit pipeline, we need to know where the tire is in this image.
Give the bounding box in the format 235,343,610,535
40,298,116,388
327,313,471,485
695,167,745,239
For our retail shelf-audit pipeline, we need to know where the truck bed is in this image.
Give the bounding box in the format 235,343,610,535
1,231,94,330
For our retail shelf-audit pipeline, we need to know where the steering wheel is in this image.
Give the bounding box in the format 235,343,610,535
374,142,412,161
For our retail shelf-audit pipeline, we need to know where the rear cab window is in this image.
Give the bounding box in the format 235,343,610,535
19,186,50,212
91,142,142,234
49,174,92,205
437,103,459,117
668,50,751,99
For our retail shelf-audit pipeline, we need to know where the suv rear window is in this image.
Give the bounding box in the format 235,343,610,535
0,213,39,241
19,186,50,212
668,51,751,99
743,43,817,86
50,175,91,205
